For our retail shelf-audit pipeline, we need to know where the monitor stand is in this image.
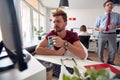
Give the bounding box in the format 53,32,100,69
0,41,31,72
23,53,31,63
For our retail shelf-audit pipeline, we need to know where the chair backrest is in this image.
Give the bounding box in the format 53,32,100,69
79,36,90,49
25,45,37,56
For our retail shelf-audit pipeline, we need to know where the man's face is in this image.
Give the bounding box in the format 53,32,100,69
53,16,66,32
104,2,114,12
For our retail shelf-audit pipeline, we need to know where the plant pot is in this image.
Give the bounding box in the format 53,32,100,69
38,36,41,40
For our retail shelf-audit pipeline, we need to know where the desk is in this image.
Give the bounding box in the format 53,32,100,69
0,50,46,80
88,35,98,53
35,55,120,75
89,33,119,53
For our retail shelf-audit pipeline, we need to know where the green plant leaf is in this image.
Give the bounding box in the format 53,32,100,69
97,69,108,77
96,75,109,80
84,69,96,80
63,66,120,80
63,73,71,80
73,66,80,77
71,76,81,80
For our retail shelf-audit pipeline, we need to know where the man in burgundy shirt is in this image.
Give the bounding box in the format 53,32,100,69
35,8,86,59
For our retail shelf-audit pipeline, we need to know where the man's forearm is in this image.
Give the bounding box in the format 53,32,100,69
35,47,57,55
35,46,66,56
66,42,87,59
95,27,99,31
116,24,120,28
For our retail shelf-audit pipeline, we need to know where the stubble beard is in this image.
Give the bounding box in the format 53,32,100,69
55,26,64,32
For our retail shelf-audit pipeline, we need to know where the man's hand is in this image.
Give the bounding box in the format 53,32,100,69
56,47,66,55
52,36,64,47
99,28,104,32
108,25,116,30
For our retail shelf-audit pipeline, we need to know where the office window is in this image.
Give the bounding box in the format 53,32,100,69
40,14,45,31
39,2,45,14
20,0,46,47
21,2,32,47
26,0,38,10
0,27,2,41
33,10,39,40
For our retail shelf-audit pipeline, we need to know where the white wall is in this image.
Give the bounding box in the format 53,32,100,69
65,5,120,30
65,9,104,30
114,5,120,12
46,8,104,32
46,6,120,33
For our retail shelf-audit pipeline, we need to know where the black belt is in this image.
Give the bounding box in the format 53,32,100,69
101,32,116,34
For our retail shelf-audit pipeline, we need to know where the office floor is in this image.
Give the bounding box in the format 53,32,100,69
88,49,120,66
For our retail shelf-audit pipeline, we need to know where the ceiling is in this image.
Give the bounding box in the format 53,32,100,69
40,0,107,9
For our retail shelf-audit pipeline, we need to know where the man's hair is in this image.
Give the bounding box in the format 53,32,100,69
103,0,113,7
80,25,87,32
52,8,67,22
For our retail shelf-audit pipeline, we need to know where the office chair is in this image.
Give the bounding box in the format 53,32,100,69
79,35,90,49
79,35,92,60
25,45,37,56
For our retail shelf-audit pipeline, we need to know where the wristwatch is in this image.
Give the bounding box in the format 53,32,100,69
64,41,69,50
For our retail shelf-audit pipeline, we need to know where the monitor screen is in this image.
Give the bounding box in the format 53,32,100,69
72,28,80,34
0,0,27,71
113,0,120,5
87,28,93,35
71,28,93,35
116,28,120,34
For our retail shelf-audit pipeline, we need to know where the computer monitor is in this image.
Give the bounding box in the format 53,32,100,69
71,28,93,35
116,28,120,34
87,28,93,35
0,0,27,71
113,0,120,5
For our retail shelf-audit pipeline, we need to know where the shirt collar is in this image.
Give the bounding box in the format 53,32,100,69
104,12,112,14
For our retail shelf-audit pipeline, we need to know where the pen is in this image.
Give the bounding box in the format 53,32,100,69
60,59,63,64
72,58,77,65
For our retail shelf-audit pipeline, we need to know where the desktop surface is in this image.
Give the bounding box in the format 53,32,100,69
35,54,120,76
0,50,46,80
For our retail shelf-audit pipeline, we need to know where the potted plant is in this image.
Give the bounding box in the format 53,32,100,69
36,27,44,40
33,26,46,40
63,66,120,80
